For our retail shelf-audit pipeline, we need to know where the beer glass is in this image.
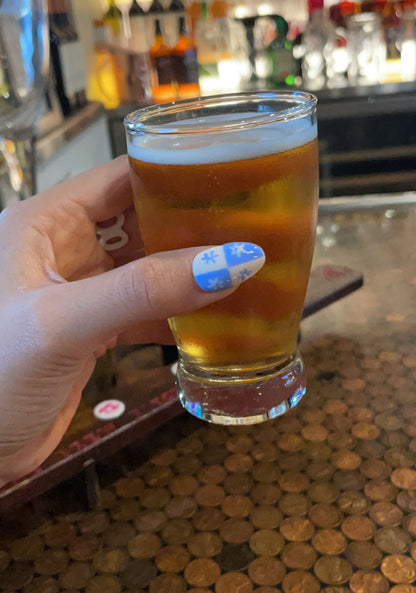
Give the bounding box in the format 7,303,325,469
125,91,319,425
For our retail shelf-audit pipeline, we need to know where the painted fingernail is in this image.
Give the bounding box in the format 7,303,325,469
193,242,265,292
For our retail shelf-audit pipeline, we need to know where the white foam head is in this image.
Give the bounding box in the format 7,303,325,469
127,112,317,165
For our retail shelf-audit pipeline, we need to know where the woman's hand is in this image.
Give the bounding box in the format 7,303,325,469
0,156,241,484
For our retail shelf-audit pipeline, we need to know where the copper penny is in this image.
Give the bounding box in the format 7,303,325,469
360,459,391,481
255,425,277,443
250,506,283,529
44,523,76,547
155,545,191,573
195,485,225,507
306,461,335,481
337,491,370,515
364,480,397,502
192,508,225,532
397,490,416,513
349,406,374,422
391,468,416,489
324,399,348,415
226,435,254,453
278,415,303,433
311,529,346,555
221,495,253,518
59,562,94,589
135,510,166,533
279,517,315,541
215,572,253,593
144,466,173,488
187,532,222,558
314,556,352,585
308,482,339,504
176,435,203,455
111,500,141,522
248,557,286,586
216,542,255,571
9,534,43,561
381,555,416,584
24,575,59,593
341,515,375,540
389,587,416,593
327,432,356,450
279,472,309,493
252,462,280,483
85,574,121,593
151,449,177,466
165,496,197,519
149,573,185,593
140,488,171,509
224,454,253,473
277,433,304,452
278,493,311,517
349,570,389,593
281,570,320,593
403,514,416,536
352,422,380,440
374,527,411,554
223,473,253,495
170,476,199,496
252,443,278,462
332,450,361,470
128,533,162,559
301,424,328,442
120,559,157,589
93,549,129,573
251,484,281,505
175,454,202,475
198,465,227,485
184,558,221,587
34,549,69,575
0,550,9,572
345,541,383,569
281,542,317,569
161,518,193,545
220,518,254,544
369,501,403,526
115,478,145,498
249,529,285,556
375,413,402,431
355,440,384,459
308,504,343,529
302,409,327,424
68,534,99,562
412,542,416,561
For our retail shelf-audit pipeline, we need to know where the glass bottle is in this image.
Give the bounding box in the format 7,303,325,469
150,17,176,102
130,0,148,52
301,0,335,89
267,15,296,86
172,15,200,98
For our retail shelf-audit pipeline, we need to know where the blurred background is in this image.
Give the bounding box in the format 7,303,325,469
1,0,416,206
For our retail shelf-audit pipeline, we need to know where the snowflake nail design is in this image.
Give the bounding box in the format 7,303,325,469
192,242,265,292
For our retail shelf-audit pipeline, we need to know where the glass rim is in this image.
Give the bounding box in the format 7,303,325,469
124,91,317,136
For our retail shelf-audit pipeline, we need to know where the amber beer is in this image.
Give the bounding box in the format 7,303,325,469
125,92,318,424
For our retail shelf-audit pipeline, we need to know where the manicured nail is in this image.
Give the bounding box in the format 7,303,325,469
193,242,265,292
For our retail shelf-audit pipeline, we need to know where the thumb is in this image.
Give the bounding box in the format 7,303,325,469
40,242,265,356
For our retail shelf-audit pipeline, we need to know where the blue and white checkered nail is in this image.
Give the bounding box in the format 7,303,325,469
192,242,266,292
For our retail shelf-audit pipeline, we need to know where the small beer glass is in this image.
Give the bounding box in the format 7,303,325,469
124,91,319,425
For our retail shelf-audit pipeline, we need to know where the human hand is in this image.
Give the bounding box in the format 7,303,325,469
0,156,264,484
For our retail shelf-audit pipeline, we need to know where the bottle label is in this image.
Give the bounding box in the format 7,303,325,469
59,41,86,97
154,55,174,85
173,48,199,83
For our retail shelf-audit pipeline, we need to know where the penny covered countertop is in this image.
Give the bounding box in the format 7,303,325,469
1,195,416,593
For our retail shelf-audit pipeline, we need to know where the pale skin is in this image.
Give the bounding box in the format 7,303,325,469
0,156,236,485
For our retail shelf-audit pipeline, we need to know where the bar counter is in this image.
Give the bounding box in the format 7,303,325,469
1,195,416,592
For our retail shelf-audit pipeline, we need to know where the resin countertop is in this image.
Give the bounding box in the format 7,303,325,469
0,194,416,593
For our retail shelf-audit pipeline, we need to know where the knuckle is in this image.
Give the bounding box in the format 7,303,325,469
127,257,162,319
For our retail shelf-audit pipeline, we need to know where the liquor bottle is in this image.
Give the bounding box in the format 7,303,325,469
267,15,296,86
150,17,176,102
148,0,165,49
129,0,148,52
195,1,221,93
87,19,127,109
172,16,200,98
103,0,123,42
382,0,402,61
49,0,88,116
166,0,185,46
301,0,335,89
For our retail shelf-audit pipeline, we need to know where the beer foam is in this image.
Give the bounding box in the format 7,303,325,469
127,114,317,165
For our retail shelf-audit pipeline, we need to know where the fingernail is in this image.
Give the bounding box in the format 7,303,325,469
193,242,265,292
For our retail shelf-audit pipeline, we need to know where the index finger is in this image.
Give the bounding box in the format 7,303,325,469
36,155,133,222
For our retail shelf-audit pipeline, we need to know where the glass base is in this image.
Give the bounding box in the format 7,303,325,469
176,351,306,425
